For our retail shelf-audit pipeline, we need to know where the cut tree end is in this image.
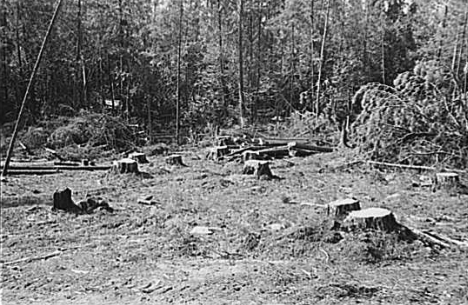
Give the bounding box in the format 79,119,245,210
165,154,186,166
112,158,139,174
128,152,149,164
435,172,459,190
242,160,274,180
343,207,400,232
327,198,361,220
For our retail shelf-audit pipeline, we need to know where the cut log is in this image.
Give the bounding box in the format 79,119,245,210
255,145,290,159
128,152,149,164
242,160,273,179
4,169,60,175
435,173,459,190
287,141,334,153
343,208,399,232
165,154,186,166
206,146,230,161
112,158,139,174
327,198,361,220
53,188,82,213
242,150,263,161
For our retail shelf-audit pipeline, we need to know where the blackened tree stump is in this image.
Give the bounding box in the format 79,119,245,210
343,208,399,232
435,173,459,190
206,146,229,161
327,198,361,221
242,160,273,179
53,188,81,213
112,158,139,174
165,154,186,166
128,152,149,164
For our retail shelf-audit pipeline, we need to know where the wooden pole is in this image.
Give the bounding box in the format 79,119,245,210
2,0,64,177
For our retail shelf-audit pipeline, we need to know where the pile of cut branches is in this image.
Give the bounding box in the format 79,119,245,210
350,61,468,168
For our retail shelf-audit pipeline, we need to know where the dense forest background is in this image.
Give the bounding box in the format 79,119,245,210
0,0,467,141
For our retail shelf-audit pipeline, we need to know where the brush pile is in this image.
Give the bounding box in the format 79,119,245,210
351,61,468,169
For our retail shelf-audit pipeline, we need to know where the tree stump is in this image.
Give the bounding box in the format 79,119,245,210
242,150,262,161
128,152,149,164
52,188,81,213
435,173,459,190
112,158,139,174
206,146,229,161
165,154,186,166
242,160,273,179
343,208,400,232
327,198,361,221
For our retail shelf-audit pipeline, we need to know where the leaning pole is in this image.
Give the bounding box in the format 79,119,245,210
1,0,64,177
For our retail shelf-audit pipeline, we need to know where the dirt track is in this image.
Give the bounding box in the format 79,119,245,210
1,151,467,304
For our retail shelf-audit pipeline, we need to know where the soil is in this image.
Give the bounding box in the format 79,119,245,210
1,150,467,304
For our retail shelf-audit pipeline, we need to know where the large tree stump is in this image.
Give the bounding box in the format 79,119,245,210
206,146,229,161
435,173,459,190
343,208,400,232
53,188,82,213
165,154,186,166
128,152,149,164
242,160,273,179
112,158,139,174
327,198,361,221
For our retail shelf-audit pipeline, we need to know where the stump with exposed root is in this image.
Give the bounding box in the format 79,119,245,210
327,198,361,220
53,188,81,213
343,208,400,232
206,146,229,161
128,152,149,164
112,158,139,174
165,154,186,166
242,160,273,179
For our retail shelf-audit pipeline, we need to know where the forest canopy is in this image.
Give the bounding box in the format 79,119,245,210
0,0,467,149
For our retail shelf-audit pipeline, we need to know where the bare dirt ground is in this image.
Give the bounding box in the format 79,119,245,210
1,150,467,304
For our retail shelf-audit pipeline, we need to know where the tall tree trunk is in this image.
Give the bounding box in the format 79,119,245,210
381,11,386,84
363,0,370,81
315,0,331,115
255,0,262,121
238,0,245,127
1,0,8,121
437,2,448,61
2,0,64,177
456,5,468,76
176,0,184,144
290,22,295,105
309,0,315,111
14,1,23,110
217,0,227,113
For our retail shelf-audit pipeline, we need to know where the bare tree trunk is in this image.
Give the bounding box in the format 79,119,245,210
2,0,64,177
218,0,227,113
176,0,184,144
315,0,331,115
238,0,245,127
290,22,295,106
437,3,448,61
309,0,315,111
381,11,386,84
255,0,261,121
456,5,468,76
1,0,8,120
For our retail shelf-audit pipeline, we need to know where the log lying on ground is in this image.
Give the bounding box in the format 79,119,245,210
367,161,467,174
343,208,399,232
112,158,139,174
77,197,113,213
165,154,186,166
327,198,361,221
53,188,82,213
4,169,61,175
242,150,264,161
287,141,334,153
206,146,230,161
128,152,149,164
242,160,274,179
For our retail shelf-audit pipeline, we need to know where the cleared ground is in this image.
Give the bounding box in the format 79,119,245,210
1,150,467,304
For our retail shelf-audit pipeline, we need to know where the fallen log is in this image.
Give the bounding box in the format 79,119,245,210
367,161,466,174
6,165,111,171
255,145,291,158
287,141,334,153
5,169,61,175
226,146,268,157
